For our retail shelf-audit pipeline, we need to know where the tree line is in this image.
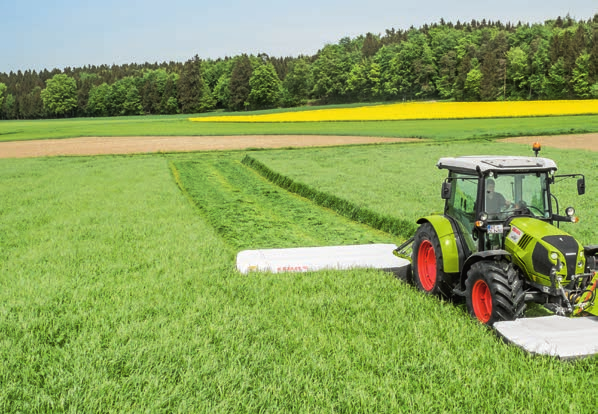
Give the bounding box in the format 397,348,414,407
1,14,598,120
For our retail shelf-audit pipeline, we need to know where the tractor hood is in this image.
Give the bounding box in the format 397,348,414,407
505,217,585,287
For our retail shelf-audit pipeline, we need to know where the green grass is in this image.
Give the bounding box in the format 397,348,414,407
2,112,598,142
2,141,598,411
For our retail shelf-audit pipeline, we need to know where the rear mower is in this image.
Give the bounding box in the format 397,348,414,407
395,143,598,327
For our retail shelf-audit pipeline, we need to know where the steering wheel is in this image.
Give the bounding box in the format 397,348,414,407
525,205,545,216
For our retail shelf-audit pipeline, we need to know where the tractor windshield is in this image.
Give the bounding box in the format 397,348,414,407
485,173,549,220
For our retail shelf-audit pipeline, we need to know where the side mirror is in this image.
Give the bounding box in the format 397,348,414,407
441,182,452,200
577,177,585,195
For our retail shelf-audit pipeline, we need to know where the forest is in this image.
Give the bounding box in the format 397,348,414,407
1,14,598,120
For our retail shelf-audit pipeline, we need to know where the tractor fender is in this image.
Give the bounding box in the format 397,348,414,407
460,250,512,287
416,215,460,274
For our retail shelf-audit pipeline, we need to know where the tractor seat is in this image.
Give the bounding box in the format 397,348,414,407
584,245,598,256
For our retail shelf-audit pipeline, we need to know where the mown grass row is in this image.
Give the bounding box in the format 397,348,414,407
241,154,417,240
169,152,396,250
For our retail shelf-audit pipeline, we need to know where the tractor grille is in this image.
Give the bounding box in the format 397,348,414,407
518,234,533,250
543,235,579,277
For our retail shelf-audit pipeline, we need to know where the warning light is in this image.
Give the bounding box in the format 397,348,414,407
532,142,541,157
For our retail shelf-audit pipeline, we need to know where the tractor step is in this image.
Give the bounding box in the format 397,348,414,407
236,243,410,277
494,315,598,359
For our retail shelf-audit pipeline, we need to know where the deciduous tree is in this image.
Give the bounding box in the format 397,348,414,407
0,83,6,108
311,44,357,102
572,53,592,98
464,59,482,100
282,58,313,106
86,83,111,117
544,57,568,99
248,62,282,109
40,74,77,117
507,47,529,99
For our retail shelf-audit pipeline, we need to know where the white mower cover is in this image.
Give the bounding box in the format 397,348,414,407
494,315,598,359
236,243,409,275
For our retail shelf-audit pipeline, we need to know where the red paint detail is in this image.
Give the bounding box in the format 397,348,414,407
418,239,437,291
472,279,492,323
277,266,309,272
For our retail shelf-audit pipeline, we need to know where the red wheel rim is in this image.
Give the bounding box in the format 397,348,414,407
472,279,492,323
417,240,437,291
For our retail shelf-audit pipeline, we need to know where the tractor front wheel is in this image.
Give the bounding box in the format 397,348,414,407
465,261,526,325
412,223,452,298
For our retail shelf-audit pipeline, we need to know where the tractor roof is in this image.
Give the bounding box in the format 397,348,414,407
437,156,558,174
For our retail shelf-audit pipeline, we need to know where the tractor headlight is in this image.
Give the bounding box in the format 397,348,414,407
475,212,488,229
550,252,564,270
565,207,575,217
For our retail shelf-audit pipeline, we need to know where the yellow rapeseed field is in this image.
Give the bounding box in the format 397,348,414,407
190,100,598,123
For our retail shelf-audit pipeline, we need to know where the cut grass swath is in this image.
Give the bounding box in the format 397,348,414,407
169,153,397,250
241,154,417,239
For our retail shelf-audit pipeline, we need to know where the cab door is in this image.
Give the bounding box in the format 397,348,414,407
445,173,479,255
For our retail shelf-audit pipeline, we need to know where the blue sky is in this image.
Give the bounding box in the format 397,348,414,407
2,0,597,73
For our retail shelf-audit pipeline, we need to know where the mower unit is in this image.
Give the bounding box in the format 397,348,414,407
237,243,410,276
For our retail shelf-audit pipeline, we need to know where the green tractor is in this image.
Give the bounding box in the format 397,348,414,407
396,143,598,325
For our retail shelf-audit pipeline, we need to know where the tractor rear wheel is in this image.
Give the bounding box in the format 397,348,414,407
412,223,453,298
465,261,526,325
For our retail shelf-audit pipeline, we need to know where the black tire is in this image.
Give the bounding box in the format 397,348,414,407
465,261,526,326
412,222,453,298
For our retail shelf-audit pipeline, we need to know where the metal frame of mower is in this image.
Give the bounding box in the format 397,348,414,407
395,147,598,325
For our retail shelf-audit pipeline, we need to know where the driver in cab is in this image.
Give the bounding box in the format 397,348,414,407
485,178,511,215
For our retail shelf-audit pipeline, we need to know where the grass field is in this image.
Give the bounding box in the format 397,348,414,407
2,109,598,142
1,138,598,412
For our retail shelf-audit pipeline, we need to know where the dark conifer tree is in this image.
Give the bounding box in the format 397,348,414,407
228,54,252,111
589,28,598,83
480,31,508,100
178,55,203,113
362,33,381,58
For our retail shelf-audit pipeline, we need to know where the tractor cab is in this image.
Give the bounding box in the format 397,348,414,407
437,154,584,254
